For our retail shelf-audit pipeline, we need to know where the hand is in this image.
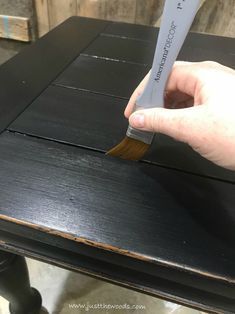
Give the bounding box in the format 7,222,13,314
125,61,235,170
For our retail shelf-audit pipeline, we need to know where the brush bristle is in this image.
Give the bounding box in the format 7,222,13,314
106,136,149,161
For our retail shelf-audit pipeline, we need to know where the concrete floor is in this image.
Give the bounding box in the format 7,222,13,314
0,38,29,65
0,258,204,314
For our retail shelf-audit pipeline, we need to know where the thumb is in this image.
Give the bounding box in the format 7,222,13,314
129,106,206,145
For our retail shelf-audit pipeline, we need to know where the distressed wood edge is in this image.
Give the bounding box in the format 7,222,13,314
0,242,228,314
0,14,30,42
0,214,233,284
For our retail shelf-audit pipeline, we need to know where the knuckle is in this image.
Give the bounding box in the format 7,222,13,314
201,60,220,69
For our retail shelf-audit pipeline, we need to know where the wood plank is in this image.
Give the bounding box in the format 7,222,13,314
8,29,234,183
9,85,128,151
0,17,109,133
83,30,235,68
48,0,77,29
153,0,204,28
136,0,164,26
104,22,158,41
191,0,235,37
103,23,235,67
54,55,150,98
153,0,235,37
35,0,50,37
54,30,235,100
0,15,30,42
0,131,235,278
106,0,136,23
77,0,137,23
8,84,235,184
0,131,234,314
77,0,106,20
0,0,37,41
1,17,235,313
34,0,235,37
82,34,156,64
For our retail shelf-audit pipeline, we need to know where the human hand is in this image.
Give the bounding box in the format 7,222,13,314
125,61,235,170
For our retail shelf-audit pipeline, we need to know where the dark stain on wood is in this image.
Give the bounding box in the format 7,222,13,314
0,17,235,313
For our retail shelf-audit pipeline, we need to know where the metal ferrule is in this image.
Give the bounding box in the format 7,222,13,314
126,125,154,145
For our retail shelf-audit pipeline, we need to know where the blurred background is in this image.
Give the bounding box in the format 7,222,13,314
0,0,235,65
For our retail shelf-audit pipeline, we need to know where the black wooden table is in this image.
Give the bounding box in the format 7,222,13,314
0,16,234,314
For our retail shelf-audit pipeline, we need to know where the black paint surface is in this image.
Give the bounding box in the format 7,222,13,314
55,54,150,99
10,85,128,151
0,17,108,133
82,34,156,65
104,22,235,68
10,85,235,183
104,22,158,42
0,17,235,313
0,131,234,278
0,131,234,313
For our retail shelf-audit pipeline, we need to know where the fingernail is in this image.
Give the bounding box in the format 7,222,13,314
130,113,145,128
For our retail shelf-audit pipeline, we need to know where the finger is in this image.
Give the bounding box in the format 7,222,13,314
129,106,206,146
166,61,203,100
124,71,150,118
166,61,234,104
125,61,203,119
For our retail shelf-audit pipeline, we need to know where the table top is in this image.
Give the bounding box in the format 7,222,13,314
0,17,234,313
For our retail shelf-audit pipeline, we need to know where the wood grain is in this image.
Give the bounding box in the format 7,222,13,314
191,0,235,37
9,84,235,184
0,17,108,134
103,22,235,68
136,0,164,25
54,54,150,99
0,129,235,314
77,0,106,20
104,21,158,41
48,0,77,29
82,34,156,64
1,16,235,313
0,15,30,41
35,0,50,37
34,0,235,38
106,0,136,23
10,25,231,183
9,85,128,151
0,131,235,279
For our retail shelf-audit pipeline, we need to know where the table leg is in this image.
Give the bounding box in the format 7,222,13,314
0,250,42,314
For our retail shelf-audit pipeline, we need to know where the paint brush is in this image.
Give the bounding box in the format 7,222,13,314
107,0,200,161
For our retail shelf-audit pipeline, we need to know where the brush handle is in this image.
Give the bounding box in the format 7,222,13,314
136,0,200,109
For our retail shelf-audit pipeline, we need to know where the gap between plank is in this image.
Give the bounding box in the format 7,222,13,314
5,129,235,185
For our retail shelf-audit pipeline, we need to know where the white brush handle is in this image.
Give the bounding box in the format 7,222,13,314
136,0,200,109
